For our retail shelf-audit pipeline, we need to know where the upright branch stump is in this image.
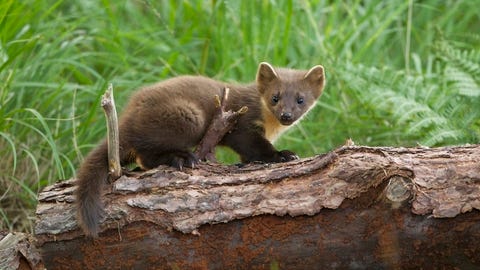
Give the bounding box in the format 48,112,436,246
101,83,121,180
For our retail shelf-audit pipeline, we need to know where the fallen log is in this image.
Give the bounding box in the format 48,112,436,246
35,144,480,269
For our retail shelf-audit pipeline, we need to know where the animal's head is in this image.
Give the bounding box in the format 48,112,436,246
256,62,326,125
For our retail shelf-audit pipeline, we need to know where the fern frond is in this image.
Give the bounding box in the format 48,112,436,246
435,40,480,79
445,66,480,97
338,53,479,147
423,128,465,146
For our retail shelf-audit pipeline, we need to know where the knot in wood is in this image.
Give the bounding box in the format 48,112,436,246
385,176,413,203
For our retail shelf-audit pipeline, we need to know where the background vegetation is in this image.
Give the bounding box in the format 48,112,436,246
0,0,478,233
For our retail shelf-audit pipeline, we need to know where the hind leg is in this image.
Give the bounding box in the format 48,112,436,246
136,150,199,170
121,99,208,170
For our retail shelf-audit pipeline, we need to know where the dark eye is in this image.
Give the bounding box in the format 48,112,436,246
272,95,279,104
297,97,304,104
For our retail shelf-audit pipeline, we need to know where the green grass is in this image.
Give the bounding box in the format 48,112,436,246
0,0,478,232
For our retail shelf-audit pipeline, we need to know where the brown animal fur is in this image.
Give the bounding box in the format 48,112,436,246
75,62,326,237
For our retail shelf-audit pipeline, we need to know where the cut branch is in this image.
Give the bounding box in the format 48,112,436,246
35,144,480,269
101,83,121,180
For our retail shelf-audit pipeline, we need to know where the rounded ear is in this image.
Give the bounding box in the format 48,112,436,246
304,65,325,84
256,62,279,91
303,65,325,95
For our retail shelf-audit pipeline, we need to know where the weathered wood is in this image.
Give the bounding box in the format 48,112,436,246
0,232,44,270
101,83,121,180
35,144,480,269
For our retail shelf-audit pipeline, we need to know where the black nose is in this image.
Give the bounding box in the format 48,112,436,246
280,112,293,121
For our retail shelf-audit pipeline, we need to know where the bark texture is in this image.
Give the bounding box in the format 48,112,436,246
35,144,480,269
0,232,44,270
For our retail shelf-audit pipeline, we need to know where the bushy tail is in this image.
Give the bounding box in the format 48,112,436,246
75,140,109,237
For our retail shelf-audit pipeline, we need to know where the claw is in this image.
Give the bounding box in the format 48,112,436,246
177,159,184,171
170,151,198,170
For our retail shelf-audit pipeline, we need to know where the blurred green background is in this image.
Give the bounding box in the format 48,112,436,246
0,0,478,232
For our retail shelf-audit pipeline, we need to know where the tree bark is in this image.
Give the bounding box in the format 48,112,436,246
35,144,480,269
0,232,44,270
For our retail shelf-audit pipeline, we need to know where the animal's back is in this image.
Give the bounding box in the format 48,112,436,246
118,76,225,151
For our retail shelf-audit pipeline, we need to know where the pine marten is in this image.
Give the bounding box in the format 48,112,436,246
76,62,326,237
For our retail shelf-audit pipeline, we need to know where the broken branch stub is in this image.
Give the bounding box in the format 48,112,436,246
194,87,248,162
100,83,121,180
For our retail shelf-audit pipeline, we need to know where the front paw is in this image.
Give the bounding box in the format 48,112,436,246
278,150,299,162
171,151,199,170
